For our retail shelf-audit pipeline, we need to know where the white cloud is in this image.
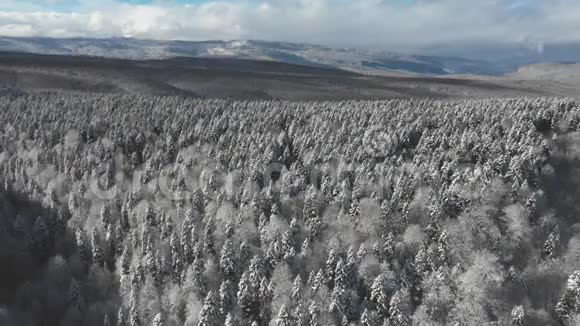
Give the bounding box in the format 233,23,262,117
0,23,34,37
0,0,578,47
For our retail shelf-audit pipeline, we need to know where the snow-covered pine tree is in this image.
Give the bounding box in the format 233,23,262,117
197,291,219,326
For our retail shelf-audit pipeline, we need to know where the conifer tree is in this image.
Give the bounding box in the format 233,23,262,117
101,205,111,230
361,308,378,326
325,248,338,287
198,291,220,326
117,307,126,326
370,275,389,315
169,231,183,281
334,259,348,290
543,226,560,259
308,301,321,326
152,313,164,326
388,290,410,326
238,256,264,320
203,222,215,256
130,305,141,326
292,274,303,307
511,305,525,326
144,202,156,227
219,278,236,315
275,304,295,326
224,313,234,326
121,244,132,276
556,270,580,324
220,238,236,278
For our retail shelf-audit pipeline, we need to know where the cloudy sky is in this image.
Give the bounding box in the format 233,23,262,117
0,0,578,48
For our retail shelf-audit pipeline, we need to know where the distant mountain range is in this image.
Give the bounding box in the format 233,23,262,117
419,41,580,74
0,36,578,76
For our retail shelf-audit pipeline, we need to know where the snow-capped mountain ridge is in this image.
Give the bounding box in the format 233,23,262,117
0,37,525,75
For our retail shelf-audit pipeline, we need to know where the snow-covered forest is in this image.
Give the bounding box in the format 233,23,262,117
2,93,580,326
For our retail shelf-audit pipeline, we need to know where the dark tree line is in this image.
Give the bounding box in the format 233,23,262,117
0,93,580,325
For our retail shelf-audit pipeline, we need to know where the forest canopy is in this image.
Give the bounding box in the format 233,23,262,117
0,93,580,326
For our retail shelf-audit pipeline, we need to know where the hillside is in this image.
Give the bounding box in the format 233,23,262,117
509,63,580,83
0,52,567,100
0,37,498,76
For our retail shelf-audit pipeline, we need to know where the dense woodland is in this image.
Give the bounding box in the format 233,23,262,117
2,93,580,326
